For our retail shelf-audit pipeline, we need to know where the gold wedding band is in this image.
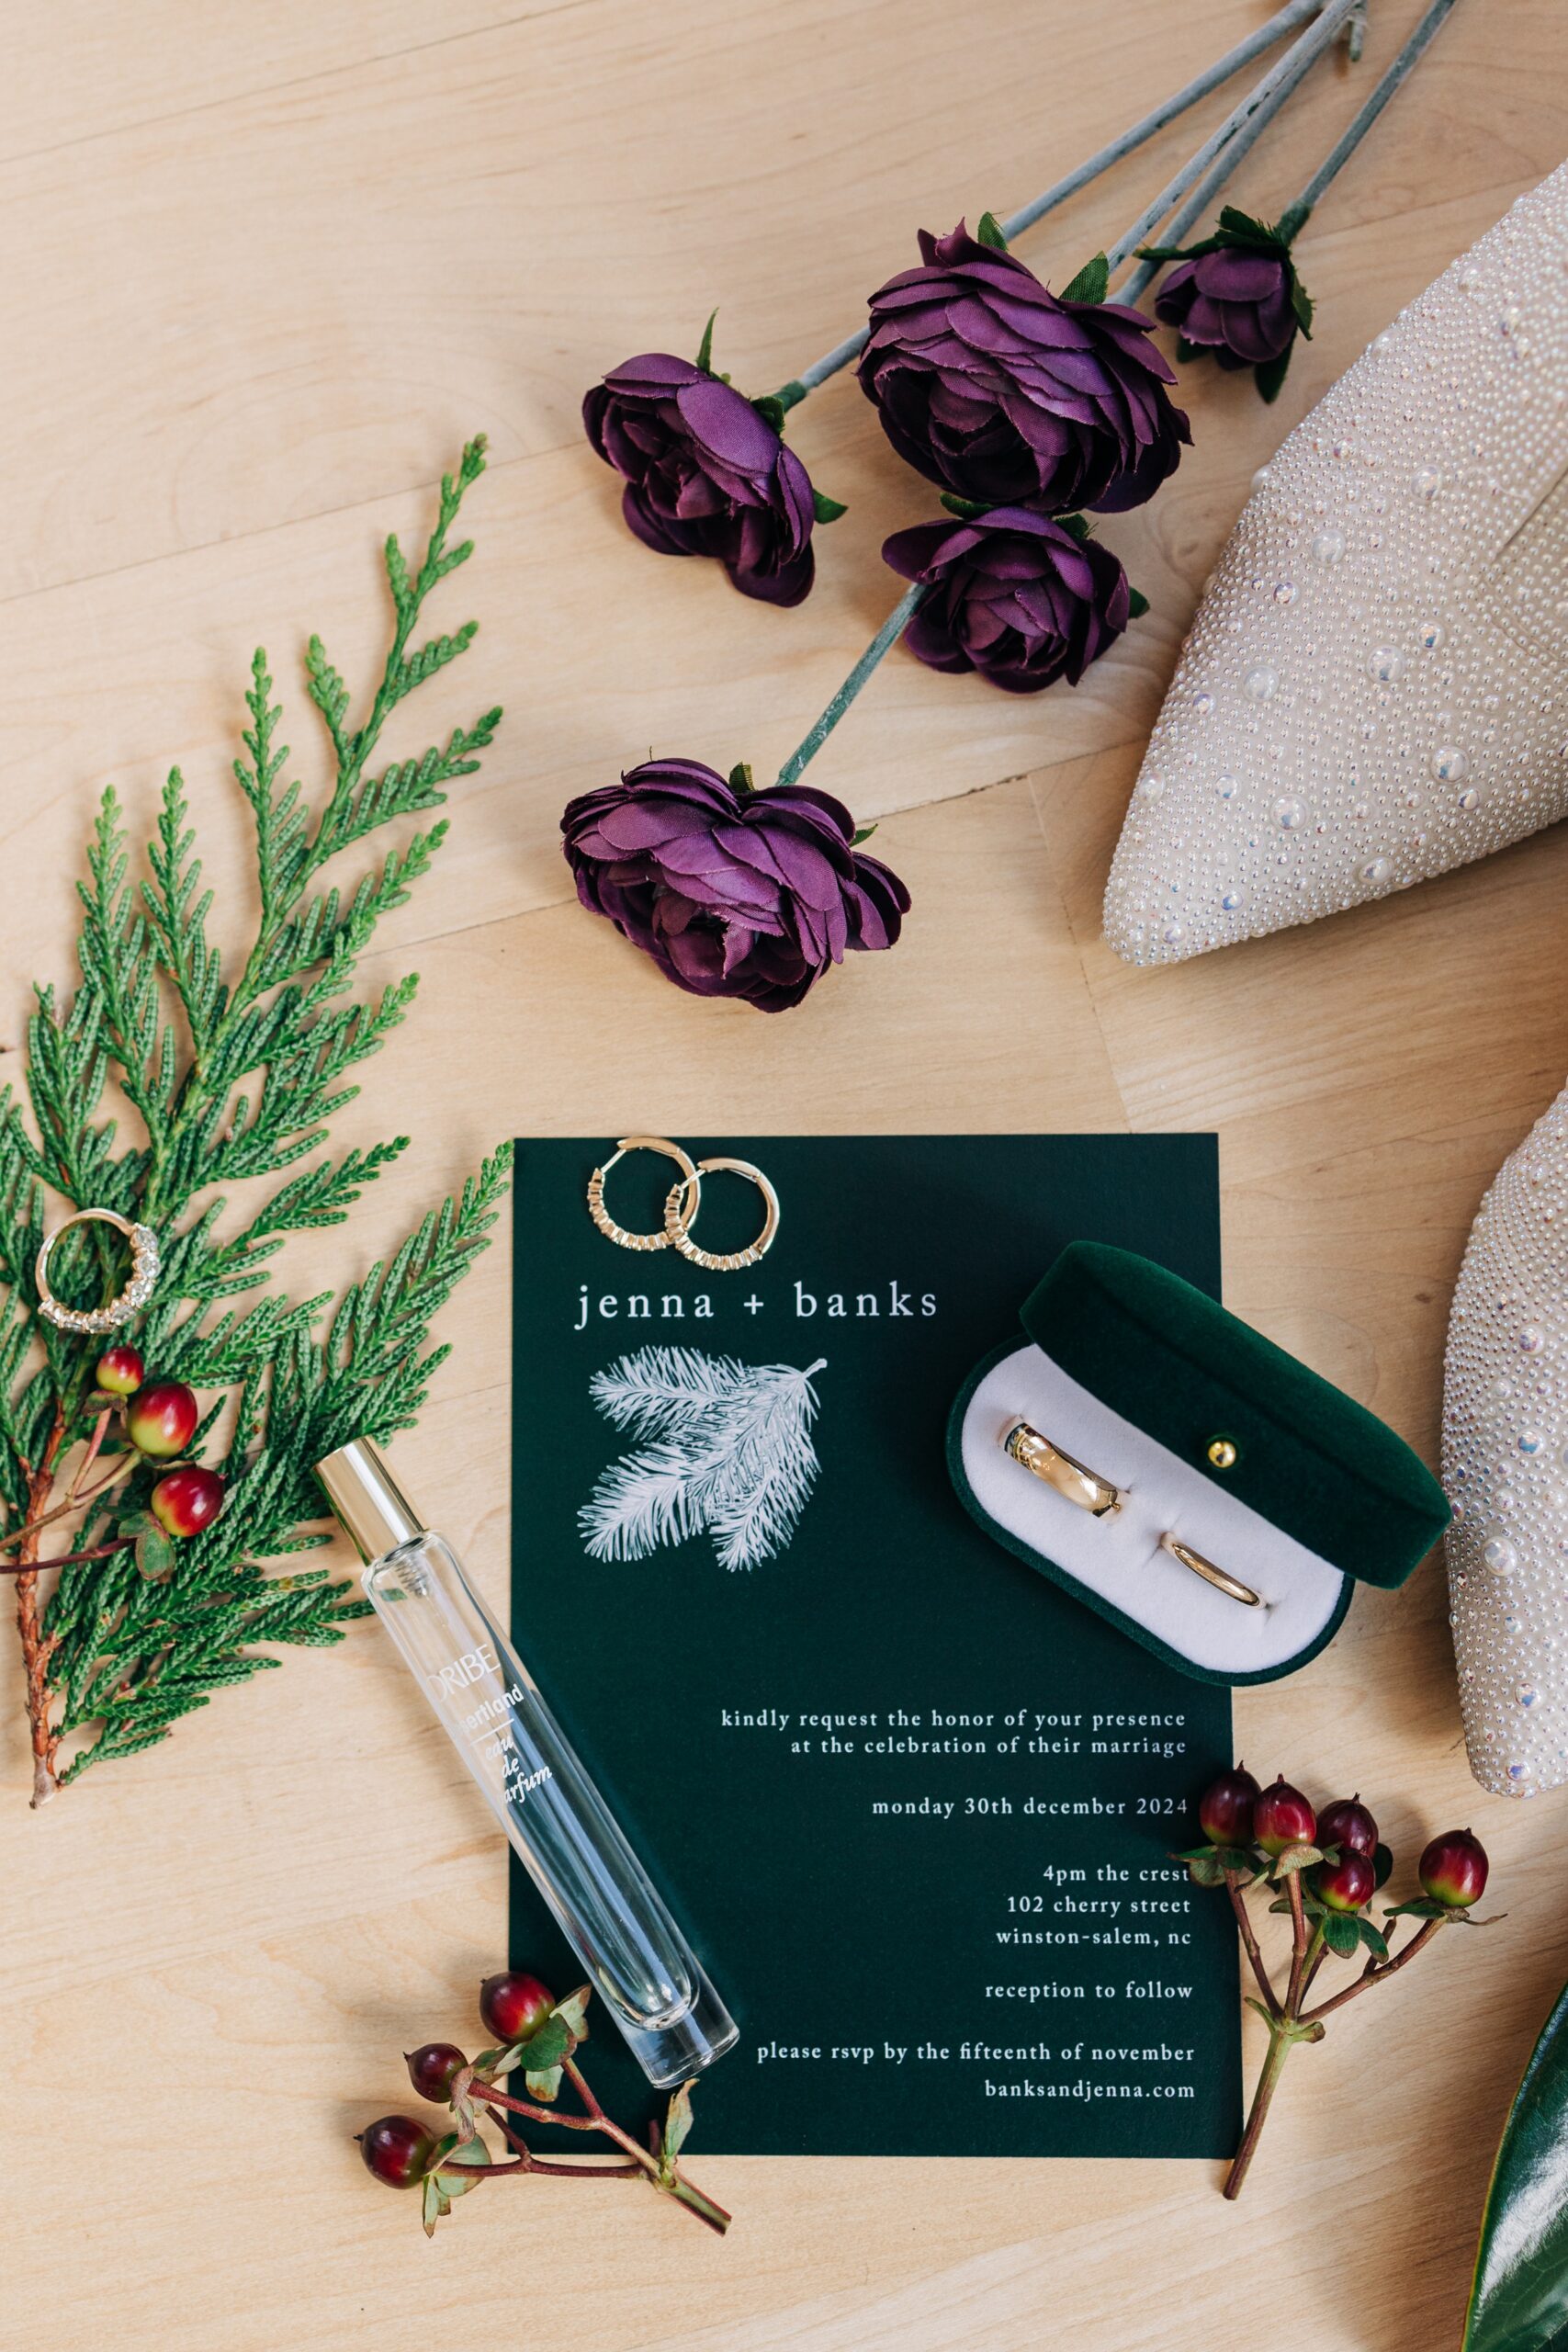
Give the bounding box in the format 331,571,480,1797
665,1157,781,1272
1159,1532,1261,1609
35,1207,162,1334
1002,1422,1122,1518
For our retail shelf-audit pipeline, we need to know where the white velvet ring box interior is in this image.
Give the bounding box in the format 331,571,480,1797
947,1243,1451,1686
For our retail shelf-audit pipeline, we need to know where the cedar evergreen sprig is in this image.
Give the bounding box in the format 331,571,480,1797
1,435,506,1802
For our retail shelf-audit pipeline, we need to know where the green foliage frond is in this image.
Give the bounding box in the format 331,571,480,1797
1,436,507,1789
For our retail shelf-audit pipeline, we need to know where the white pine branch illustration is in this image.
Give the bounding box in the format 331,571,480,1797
588,1346,748,1442
580,1348,827,1571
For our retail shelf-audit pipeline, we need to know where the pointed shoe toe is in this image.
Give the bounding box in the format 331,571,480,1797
1104,165,1568,968
1446,1084,1568,1797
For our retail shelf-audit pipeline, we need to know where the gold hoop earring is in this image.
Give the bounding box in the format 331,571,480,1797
35,1207,162,1334
665,1157,780,1272
587,1136,698,1251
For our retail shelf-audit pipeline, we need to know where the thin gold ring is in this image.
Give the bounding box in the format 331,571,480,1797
1159,1532,1262,1609
665,1157,780,1272
34,1207,162,1335
1002,1422,1122,1518
587,1136,698,1252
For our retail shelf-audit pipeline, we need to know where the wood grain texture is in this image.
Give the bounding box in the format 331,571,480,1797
4,2,1566,2346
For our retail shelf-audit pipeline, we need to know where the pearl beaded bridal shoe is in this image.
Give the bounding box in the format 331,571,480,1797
1445,1085,1568,1799
1103,164,1568,967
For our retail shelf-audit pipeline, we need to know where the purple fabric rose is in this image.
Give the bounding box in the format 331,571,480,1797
858,222,1190,514
562,759,909,1013
883,507,1132,695
584,355,816,605
1145,209,1313,401
1156,248,1296,369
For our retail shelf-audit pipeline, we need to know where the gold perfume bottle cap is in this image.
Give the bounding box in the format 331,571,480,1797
315,1436,426,1563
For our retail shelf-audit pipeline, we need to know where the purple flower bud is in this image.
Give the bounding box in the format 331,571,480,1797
883,507,1132,694
1156,245,1299,372
859,222,1190,514
562,760,909,1013
583,356,817,605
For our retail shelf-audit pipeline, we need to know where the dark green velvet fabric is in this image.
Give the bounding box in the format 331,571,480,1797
1022,1243,1450,1589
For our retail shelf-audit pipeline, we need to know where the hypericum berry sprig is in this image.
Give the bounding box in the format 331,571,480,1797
357,1969,732,2239
1179,1767,1500,2198
0,1351,223,1581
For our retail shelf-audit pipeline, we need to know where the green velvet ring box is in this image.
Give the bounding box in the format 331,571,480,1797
947,1241,1451,1685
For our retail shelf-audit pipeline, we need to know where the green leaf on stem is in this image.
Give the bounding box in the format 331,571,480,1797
940,492,994,520
852,825,878,847
552,1985,592,2043
1356,1916,1390,1962
1385,1896,1450,1921
515,2015,570,2075
436,2137,491,2198
750,394,787,435
695,309,717,374
1185,1851,1227,1888
1269,1841,1324,1879
525,2065,563,2102
1254,347,1293,405
976,212,1010,252
1127,587,1150,620
1323,1910,1361,1957
132,1518,175,1582
1059,254,1110,307
812,490,848,525
728,763,756,797
659,2080,696,2185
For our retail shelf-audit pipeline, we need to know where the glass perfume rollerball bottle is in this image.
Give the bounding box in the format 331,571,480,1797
317,1438,738,2089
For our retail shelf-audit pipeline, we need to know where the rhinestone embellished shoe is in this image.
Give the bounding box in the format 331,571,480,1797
1103,164,1568,967
1445,1084,1568,1798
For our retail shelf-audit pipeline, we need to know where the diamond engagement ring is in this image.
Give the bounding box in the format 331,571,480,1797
35,1209,161,1334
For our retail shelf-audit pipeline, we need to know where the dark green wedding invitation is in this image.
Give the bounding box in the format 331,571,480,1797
508,1136,1239,2156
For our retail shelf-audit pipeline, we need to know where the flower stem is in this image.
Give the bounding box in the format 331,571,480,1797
0,1539,130,1577
0,1452,135,1553
774,0,1336,403
1111,0,1362,288
1287,0,1459,226
1224,2019,1299,2199
471,2065,730,2233
773,583,925,789
1225,1871,1280,2016
1301,1916,1445,2022
1125,0,1457,304
1284,1870,1311,2012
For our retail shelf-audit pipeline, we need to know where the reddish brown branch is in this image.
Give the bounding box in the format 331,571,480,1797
1301,1917,1444,2022
13,1408,67,1806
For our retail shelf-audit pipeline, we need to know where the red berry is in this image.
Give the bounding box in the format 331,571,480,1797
479,1971,555,2045
357,2114,434,2188
1419,1828,1489,1910
1314,1849,1375,1914
149,1464,225,1539
1316,1795,1379,1859
95,1344,145,1397
125,1378,198,1459
406,2043,468,2103
1253,1778,1317,1857
1198,1763,1260,1848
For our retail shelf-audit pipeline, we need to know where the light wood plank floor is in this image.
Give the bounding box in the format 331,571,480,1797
4,4,1565,2346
